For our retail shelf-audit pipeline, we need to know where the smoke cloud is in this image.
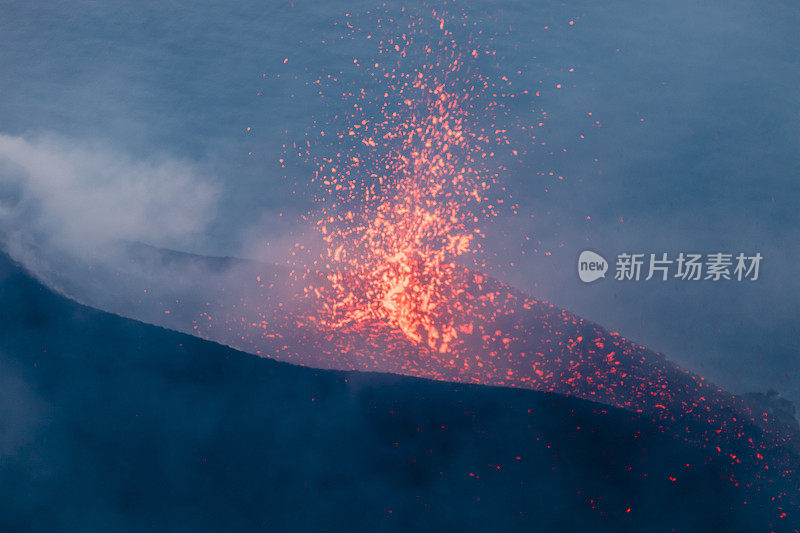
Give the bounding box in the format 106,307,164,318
0,133,219,292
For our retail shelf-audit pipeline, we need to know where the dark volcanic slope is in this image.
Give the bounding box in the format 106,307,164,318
104,245,800,523
0,253,798,531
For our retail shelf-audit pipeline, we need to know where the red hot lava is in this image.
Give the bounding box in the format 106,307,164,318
287,8,530,359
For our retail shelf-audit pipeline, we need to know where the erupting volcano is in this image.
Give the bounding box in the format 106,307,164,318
186,256,799,528
133,6,800,528
3,0,798,530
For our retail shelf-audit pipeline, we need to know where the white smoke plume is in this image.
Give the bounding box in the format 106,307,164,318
0,133,219,292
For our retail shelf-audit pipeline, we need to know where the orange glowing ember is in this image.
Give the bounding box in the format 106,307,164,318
296,10,513,354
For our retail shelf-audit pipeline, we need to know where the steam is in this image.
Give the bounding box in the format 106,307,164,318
0,133,219,292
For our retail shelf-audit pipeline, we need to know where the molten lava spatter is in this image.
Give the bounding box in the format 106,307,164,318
288,8,523,355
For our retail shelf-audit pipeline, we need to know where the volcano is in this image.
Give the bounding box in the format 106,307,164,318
25,243,796,530
1,249,798,531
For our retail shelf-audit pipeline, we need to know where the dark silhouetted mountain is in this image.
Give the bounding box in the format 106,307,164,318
1,251,798,531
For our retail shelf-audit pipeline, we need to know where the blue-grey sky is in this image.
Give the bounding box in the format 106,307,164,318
1,0,798,404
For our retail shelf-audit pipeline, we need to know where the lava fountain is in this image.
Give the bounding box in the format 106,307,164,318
294,8,515,356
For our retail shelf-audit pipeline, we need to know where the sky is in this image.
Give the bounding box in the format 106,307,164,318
1,0,799,404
